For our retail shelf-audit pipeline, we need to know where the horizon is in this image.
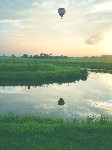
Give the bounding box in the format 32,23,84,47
1,53,112,58
0,0,112,56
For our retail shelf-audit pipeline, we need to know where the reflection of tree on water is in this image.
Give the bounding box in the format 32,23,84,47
58,98,65,106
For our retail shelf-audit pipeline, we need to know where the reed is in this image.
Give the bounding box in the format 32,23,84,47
0,58,89,86
0,115,112,150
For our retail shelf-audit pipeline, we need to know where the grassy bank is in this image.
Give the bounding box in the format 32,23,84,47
0,58,88,86
0,57,112,86
0,115,112,150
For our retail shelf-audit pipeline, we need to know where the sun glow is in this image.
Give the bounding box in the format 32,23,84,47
101,31,112,53
107,47,112,52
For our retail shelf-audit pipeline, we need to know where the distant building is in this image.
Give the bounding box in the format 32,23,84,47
102,55,112,58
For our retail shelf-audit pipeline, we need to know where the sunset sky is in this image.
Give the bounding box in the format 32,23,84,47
0,0,112,56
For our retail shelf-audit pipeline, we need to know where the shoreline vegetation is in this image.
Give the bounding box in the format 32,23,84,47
0,114,112,150
0,57,112,86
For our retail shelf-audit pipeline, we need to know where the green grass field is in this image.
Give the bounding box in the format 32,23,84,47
0,57,112,86
0,115,112,150
0,57,89,86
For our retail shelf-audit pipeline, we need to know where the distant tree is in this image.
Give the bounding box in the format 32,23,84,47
40,53,44,58
33,55,38,58
22,54,28,58
11,54,16,58
39,53,52,58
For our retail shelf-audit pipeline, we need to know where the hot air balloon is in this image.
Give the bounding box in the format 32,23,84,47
58,8,66,19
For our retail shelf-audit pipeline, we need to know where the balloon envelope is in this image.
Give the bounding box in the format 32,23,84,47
58,8,66,18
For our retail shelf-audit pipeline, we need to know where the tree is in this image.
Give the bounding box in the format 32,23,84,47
11,54,16,58
22,54,28,58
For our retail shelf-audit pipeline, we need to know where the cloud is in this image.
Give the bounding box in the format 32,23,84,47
32,1,55,8
0,0,37,20
86,30,105,45
92,1,112,12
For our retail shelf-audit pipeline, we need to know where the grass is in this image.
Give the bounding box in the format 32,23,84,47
0,58,88,86
0,115,112,150
0,57,112,86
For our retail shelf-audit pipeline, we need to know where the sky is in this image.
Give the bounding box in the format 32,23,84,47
0,0,112,57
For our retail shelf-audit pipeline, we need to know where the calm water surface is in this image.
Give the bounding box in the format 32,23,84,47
0,72,112,119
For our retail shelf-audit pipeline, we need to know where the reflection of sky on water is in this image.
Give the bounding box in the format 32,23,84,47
0,72,112,119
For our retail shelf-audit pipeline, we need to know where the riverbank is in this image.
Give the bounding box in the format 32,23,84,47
0,115,112,150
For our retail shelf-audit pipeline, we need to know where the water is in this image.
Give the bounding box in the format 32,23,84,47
0,72,112,119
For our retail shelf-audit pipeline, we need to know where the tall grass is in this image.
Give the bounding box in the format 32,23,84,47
0,115,112,150
0,57,112,86
0,58,88,86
